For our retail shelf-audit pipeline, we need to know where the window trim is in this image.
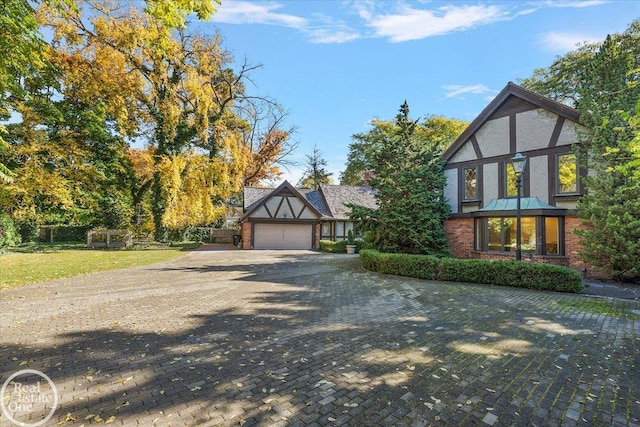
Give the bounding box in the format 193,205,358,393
503,161,519,199
555,152,580,196
474,215,565,256
463,166,479,201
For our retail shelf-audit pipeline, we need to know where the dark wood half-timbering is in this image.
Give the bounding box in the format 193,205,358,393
241,181,376,250
442,82,589,271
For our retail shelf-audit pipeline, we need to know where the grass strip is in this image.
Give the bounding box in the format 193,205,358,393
0,245,197,289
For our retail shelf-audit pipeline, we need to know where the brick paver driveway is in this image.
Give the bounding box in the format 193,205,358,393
1,247,639,427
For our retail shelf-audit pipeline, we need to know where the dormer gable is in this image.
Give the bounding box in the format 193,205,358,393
443,82,581,164
241,181,323,221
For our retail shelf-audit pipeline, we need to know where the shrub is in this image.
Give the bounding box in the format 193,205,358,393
0,215,21,247
44,225,93,242
16,220,39,243
320,239,365,253
359,250,583,293
157,226,219,243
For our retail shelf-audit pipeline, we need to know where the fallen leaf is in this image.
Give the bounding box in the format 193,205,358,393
57,413,78,425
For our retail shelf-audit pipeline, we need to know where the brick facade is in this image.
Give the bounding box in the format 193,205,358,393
564,215,588,271
241,221,252,250
444,218,474,259
445,215,596,275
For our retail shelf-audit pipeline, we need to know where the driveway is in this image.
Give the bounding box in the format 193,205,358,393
1,248,638,426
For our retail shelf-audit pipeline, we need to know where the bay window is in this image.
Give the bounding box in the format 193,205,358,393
475,216,564,256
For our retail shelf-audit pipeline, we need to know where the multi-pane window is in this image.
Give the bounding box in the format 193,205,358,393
544,217,560,255
477,216,562,255
321,222,332,240
321,221,357,241
505,163,518,197
487,217,536,252
464,167,477,200
557,153,578,194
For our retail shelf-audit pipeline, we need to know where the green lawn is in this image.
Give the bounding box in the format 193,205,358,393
0,244,197,289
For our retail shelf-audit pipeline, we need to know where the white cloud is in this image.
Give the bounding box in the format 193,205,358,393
211,1,359,44
542,0,610,8
539,31,602,53
210,1,307,29
307,28,361,44
442,84,493,100
306,13,361,44
209,0,612,46
361,4,511,42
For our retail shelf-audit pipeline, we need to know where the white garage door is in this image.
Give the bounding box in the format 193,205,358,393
254,224,313,249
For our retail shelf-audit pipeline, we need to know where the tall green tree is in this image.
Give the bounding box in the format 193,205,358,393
297,145,333,190
521,20,640,280
340,115,467,185
574,29,640,281
350,102,450,255
0,0,48,183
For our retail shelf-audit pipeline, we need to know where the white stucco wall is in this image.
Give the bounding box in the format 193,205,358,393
250,206,269,218
449,141,477,163
483,163,499,203
528,155,549,203
555,199,578,210
476,116,509,158
444,168,458,213
556,120,579,146
516,109,557,152
265,196,281,214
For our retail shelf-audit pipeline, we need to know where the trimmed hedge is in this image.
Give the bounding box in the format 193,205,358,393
40,225,93,242
319,239,364,253
359,250,583,293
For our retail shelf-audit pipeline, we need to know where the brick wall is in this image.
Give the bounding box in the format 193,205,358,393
564,215,608,279
445,215,605,278
474,251,569,267
565,215,587,270
241,221,252,250
444,218,474,258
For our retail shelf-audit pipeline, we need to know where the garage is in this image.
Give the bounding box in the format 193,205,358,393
253,223,314,249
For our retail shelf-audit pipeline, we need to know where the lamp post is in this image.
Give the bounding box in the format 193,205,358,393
511,152,527,261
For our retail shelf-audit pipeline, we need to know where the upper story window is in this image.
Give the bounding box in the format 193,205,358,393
464,167,477,200
557,153,578,194
505,162,518,198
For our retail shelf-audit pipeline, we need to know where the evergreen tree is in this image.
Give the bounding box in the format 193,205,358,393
350,102,450,255
573,29,640,281
297,146,333,190
520,19,640,280
340,116,467,186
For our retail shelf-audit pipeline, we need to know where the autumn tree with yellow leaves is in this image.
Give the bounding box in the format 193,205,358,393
0,0,296,241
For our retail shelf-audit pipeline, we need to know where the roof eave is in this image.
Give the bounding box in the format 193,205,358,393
442,82,581,162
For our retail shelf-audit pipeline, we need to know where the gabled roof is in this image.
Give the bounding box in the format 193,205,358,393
242,182,377,221
319,184,378,220
443,82,581,161
241,181,325,220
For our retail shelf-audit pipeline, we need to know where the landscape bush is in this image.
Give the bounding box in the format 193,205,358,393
42,225,93,242
157,226,220,243
319,239,364,253
0,215,21,248
359,250,583,293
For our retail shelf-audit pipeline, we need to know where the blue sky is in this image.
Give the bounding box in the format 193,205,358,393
201,0,640,185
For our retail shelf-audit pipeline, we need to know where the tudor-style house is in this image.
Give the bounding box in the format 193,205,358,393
443,82,587,269
240,181,376,250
